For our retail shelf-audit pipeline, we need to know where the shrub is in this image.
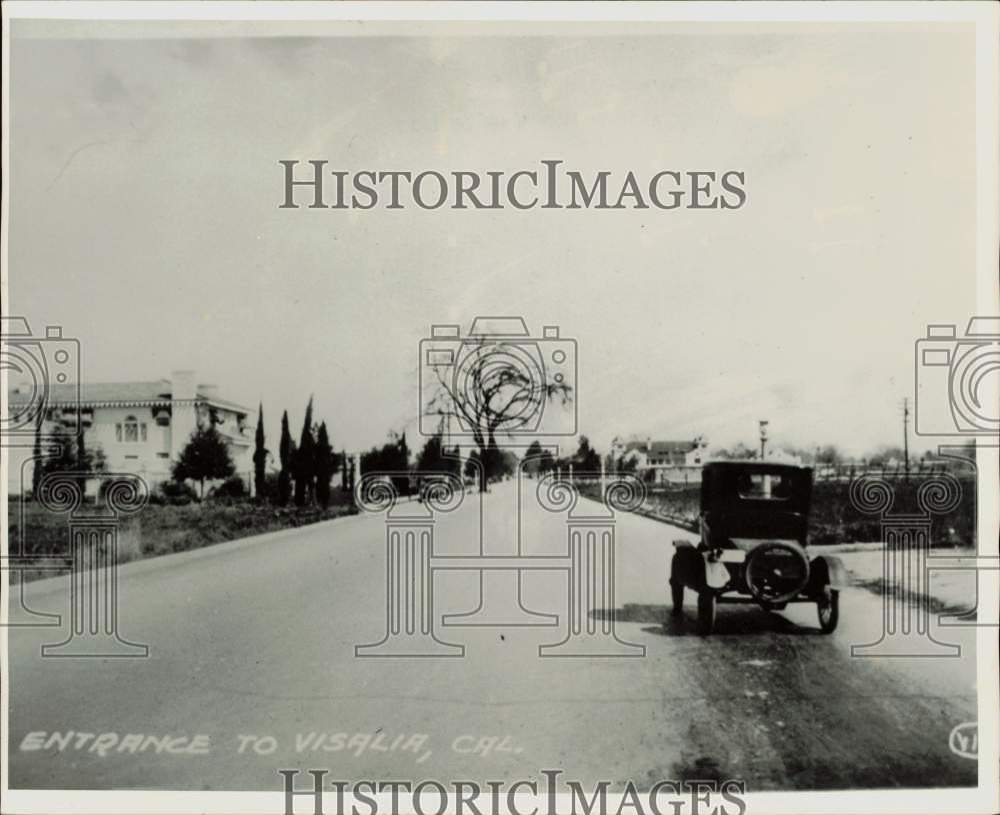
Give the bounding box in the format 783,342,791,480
210,476,249,501
255,471,283,503
157,479,199,505
97,474,143,504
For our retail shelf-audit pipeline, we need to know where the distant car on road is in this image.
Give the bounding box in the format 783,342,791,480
669,461,846,635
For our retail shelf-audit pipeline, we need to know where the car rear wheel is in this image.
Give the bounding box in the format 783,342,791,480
817,587,839,634
745,541,811,605
697,591,716,636
670,581,684,616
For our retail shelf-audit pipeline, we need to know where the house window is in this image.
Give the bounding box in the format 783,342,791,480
116,415,147,443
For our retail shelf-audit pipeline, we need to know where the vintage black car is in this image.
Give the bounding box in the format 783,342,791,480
669,461,846,635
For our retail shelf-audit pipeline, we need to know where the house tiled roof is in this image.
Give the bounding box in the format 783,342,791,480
649,440,698,454
8,379,249,414
623,439,698,454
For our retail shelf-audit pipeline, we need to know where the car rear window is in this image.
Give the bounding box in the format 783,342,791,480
736,472,794,500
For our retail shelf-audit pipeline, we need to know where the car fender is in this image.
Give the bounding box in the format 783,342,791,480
809,554,848,590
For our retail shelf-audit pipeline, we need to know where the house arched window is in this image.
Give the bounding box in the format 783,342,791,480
116,414,148,443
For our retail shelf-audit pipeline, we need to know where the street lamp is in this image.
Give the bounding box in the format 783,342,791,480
758,420,769,460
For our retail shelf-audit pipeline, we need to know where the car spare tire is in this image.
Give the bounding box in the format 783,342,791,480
744,541,810,605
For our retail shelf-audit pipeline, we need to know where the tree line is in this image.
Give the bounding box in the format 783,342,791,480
250,397,344,508
519,436,602,477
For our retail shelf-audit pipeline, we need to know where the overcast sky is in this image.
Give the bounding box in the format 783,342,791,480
7,21,984,458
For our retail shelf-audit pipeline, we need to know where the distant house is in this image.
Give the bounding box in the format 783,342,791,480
7,370,252,493
612,436,708,466
610,435,709,483
763,448,804,465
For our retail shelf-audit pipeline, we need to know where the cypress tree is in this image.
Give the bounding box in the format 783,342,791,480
77,431,86,472
293,397,316,507
278,410,293,506
315,422,335,509
253,403,268,501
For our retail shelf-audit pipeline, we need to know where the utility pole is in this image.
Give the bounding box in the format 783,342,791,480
902,398,910,482
759,420,769,461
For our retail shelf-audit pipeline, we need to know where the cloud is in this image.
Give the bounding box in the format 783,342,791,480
169,39,217,67
729,63,827,119
245,36,323,75
92,71,130,107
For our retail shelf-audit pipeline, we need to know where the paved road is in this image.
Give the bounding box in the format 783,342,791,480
7,481,978,791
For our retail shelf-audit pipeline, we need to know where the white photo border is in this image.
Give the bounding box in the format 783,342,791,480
1,2,997,815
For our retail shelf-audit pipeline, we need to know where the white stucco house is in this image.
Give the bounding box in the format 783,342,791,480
7,370,253,494
609,435,710,484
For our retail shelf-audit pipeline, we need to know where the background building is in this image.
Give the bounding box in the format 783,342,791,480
609,435,709,484
7,370,252,494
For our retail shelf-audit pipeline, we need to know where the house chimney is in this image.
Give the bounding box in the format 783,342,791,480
171,370,196,402
170,370,197,461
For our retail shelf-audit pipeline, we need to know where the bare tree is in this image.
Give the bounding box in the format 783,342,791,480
425,338,571,492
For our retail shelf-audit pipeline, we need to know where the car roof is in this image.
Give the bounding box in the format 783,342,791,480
703,461,812,474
